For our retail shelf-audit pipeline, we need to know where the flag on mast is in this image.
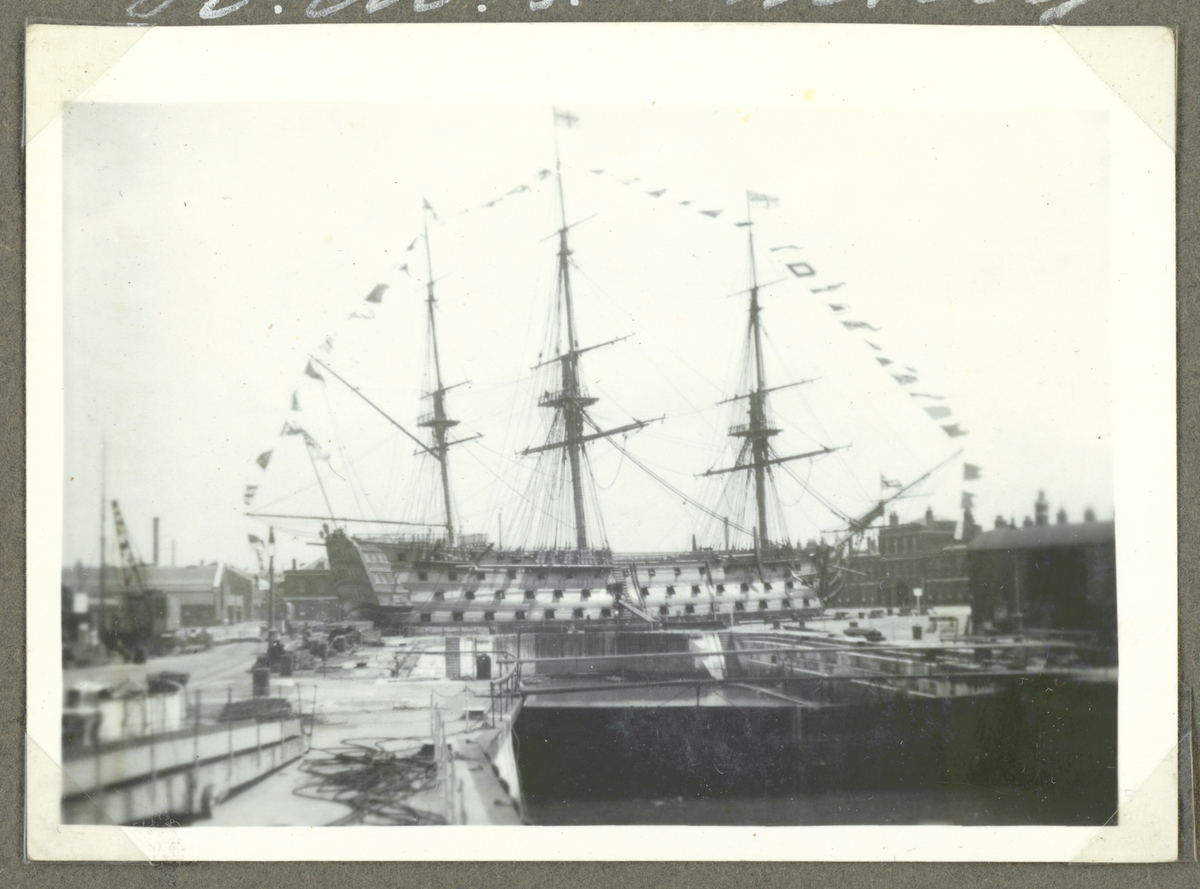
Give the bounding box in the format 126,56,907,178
256,450,273,470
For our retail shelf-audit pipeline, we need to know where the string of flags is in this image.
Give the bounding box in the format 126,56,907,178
238,138,986,530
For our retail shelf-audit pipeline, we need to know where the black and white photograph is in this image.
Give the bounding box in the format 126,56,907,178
25,23,1177,861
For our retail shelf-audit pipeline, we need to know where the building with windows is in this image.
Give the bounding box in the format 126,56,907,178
279,558,342,622
61,562,259,630
839,508,970,610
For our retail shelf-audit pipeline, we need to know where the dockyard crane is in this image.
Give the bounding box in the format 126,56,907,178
108,500,166,660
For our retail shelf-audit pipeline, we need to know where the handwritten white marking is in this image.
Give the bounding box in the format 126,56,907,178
530,0,554,9
199,0,251,18
478,2,486,8
127,0,177,15
274,3,282,10
365,0,402,10
308,0,358,15
1040,0,1090,22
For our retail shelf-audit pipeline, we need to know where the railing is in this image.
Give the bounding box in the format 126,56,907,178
480,634,1117,713
431,701,466,825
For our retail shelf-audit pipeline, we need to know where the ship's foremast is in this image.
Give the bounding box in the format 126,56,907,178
417,211,462,547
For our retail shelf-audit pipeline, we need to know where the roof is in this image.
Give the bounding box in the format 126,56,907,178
967,520,1114,552
62,562,253,595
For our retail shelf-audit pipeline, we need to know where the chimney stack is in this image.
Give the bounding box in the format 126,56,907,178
153,517,160,565
889,511,899,527
1056,508,1068,525
1035,491,1049,526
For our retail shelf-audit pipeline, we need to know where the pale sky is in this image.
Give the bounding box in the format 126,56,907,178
61,100,1112,572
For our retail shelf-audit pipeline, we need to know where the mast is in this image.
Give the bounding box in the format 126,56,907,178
745,206,775,548
553,138,593,552
520,110,652,552
417,209,459,546
701,192,840,551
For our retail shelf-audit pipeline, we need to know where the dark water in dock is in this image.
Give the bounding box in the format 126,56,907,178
515,679,1117,826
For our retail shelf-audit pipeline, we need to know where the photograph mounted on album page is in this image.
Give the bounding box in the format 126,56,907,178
24,22,1177,861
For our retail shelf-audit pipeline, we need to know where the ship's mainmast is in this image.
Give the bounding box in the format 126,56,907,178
521,110,650,552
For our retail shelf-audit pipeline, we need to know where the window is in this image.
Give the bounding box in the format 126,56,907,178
600,608,612,618
447,571,458,581
418,572,428,581
734,601,745,611
580,589,591,600
665,586,675,597
537,571,547,581
494,590,506,601
452,611,464,622
781,598,791,608
507,568,517,580
640,586,650,596
552,589,564,601
419,613,432,623
565,570,576,579
691,585,701,596
673,567,682,577
741,582,750,593
514,610,526,621
432,591,444,601
647,568,656,577
785,580,794,591
543,609,556,620
483,611,495,621
464,590,475,601
524,590,536,601
684,604,695,615
716,584,725,593
476,571,486,581
658,605,669,616
758,600,769,610
764,582,773,591
573,608,584,619
711,604,722,613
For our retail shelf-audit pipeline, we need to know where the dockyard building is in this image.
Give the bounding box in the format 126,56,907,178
280,558,342,622
839,508,970,610
967,517,1116,639
62,562,258,630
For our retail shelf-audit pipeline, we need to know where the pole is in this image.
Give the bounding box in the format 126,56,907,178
98,436,107,640
268,526,275,636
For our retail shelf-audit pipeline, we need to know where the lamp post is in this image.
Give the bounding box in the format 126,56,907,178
267,526,276,638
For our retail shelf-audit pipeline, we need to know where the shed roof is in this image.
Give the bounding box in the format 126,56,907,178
967,520,1114,552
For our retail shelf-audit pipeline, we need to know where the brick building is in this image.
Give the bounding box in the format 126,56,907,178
279,558,342,622
840,507,970,610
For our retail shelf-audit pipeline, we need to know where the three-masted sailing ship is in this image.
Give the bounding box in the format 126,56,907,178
312,126,904,629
